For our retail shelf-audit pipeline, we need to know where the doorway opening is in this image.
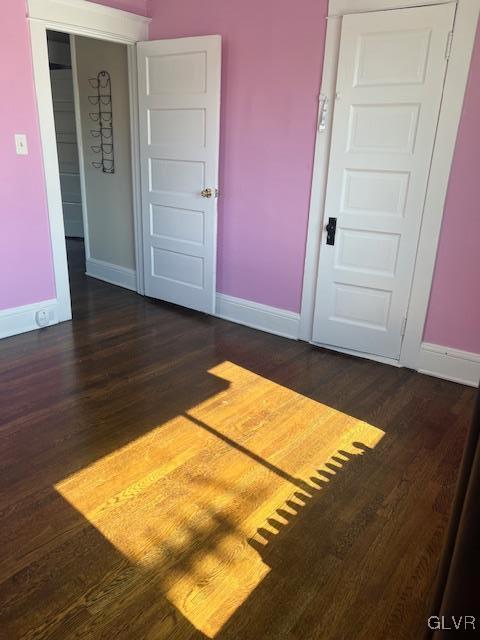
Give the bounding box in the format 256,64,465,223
31,0,220,327
47,29,137,314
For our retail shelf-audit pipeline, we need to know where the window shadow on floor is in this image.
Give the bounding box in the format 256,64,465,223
1,437,394,639
0,243,476,639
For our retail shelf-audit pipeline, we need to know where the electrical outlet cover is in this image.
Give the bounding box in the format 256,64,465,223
35,310,50,328
15,134,28,156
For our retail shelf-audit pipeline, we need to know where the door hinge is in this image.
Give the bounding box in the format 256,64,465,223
401,316,407,337
445,31,453,60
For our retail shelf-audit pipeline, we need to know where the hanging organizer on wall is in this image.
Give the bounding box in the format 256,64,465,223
88,71,114,174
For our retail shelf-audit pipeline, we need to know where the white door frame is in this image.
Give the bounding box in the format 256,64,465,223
27,0,150,321
300,0,480,370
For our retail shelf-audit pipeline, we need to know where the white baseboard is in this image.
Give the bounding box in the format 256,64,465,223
86,258,136,292
0,299,59,340
418,342,480,387
215,293,300,340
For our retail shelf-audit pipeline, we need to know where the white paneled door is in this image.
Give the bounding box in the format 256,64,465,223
137,36,221,313
312,3,455,359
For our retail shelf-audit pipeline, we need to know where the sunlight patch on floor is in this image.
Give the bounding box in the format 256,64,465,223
55,360,385,637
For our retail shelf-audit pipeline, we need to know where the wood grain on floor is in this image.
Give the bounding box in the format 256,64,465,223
0,239,475,639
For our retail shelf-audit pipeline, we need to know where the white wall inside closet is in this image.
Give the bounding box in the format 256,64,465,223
74,35,136,290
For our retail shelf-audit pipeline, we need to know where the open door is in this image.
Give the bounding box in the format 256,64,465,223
137,36,221,313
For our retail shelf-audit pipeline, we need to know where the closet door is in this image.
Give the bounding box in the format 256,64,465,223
312,4,455,358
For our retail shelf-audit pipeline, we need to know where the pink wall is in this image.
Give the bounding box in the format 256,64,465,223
0,0,146,312
149,0,480,350
149,0,328,312
0,1,55,310
423,23,480,354
0,0,478,354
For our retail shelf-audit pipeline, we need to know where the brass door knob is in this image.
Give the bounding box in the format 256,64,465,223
201,188,219,198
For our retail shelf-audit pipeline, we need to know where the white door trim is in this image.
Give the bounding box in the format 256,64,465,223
329,0,459,14
127,44,145,295
27,0,150,322
300,0,480,370
28,0,150,43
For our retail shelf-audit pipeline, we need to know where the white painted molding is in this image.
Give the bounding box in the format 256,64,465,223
330,0,457,16
419,343,480,387
216,294,300,340
30,20,72,323
86,258,136,291
300,0,480,373
400,0,480,369
28,2,148,328
0,299,58,340
127,45,145,296
299,15,341,341
28,0,150,43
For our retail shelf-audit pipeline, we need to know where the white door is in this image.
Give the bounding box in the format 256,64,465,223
51,68,84,238
137,36,221,313
312,4,455,359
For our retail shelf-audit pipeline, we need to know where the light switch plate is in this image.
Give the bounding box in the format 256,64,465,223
15,134,28,156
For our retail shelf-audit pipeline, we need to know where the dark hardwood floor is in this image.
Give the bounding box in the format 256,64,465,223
0,238,476,639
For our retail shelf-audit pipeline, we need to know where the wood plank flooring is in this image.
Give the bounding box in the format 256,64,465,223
0,239,476,639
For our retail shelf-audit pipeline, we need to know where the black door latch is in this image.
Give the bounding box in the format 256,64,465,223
326,217,337,245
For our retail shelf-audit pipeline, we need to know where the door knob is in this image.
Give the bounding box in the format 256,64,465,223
201,188,219,198
325,217,337,245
